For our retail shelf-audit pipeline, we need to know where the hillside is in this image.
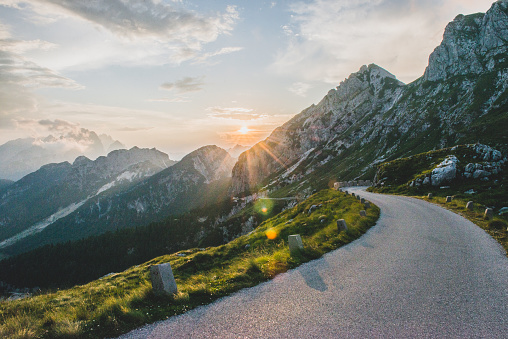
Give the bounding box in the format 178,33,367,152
231,0,508,196
0,189,379,338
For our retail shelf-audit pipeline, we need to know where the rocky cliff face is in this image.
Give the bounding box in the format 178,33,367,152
0,145,235,256
424,1,508,81
231,0,508,195
231,64,404,193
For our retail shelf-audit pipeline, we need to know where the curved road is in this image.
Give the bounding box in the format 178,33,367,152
120,188,508,338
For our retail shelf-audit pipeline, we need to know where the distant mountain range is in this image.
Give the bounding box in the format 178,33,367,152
0,145,235,257
0,146,174,255
227,144,250,158
0,129,125,181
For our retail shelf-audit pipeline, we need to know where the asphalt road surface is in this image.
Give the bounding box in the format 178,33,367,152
119,188,508,338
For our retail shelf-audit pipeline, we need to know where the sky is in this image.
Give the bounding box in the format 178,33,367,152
0,0,496,159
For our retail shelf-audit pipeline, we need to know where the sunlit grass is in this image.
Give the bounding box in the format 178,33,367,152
0,189,379,338
420,195,508,255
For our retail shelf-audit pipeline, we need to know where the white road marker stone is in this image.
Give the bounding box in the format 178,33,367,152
288,234,304,254
150,263,177,295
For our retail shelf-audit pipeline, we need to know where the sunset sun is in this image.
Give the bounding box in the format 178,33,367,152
238,126,250,134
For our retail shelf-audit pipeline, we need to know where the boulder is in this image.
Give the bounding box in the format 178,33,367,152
473,170,491,179
359,210,367,217
364,202,371,209
431,155,458,186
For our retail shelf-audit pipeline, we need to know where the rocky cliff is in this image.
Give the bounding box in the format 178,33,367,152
231,0,508,195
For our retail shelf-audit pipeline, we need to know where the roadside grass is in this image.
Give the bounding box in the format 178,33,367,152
369,186,508,255
418,195,507,255
0,189,379,338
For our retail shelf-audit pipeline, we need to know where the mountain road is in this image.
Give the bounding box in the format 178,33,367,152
119,188,508,338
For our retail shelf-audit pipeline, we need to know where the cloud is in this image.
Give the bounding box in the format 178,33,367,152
38,118,78,132
160,76,205,94
3,0,240,66
272,0,495,84
193,46,244,63
288,82,312,97
147,97,190,103
117,126,154,132
15,118,79,134
30,1,238,41
12,118,102,154
206,107,269,121
0,39,82,127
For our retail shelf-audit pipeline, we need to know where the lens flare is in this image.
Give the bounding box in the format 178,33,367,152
254,199,274,215
266,229,277,240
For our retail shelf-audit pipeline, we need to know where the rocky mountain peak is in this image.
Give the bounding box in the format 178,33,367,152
424,0,508,81
180,145,235,183
72,156,92,167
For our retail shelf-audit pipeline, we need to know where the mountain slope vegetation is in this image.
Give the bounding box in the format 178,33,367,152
231,1,508,196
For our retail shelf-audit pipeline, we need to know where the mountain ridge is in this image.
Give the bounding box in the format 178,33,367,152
230,0,508,195
0,146,175,252
0,145,235,256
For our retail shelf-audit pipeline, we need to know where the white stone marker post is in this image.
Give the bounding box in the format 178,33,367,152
446,196,452,203
150,263,178,295
337,219,348,232
288,234,304,255
427,193,433,199
466,201,474,210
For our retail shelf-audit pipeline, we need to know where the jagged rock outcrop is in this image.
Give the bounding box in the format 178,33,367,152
424,0,508,81
231,0,508,195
